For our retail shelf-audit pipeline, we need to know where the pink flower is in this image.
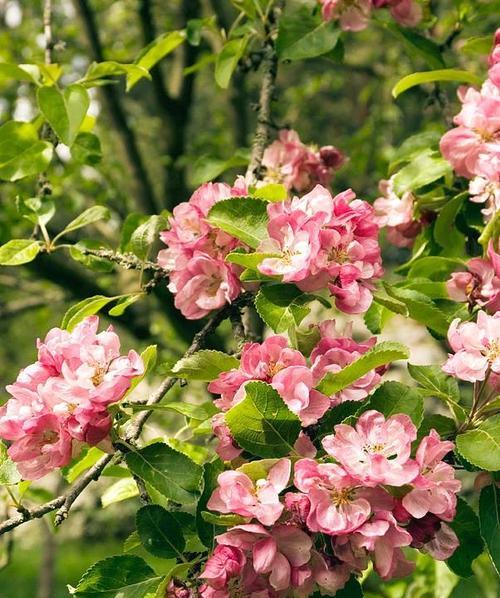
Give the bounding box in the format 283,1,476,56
207,459,291,526
271,366,330,425
334,511,414,579
373,178,422,248
216,523,313,592
320,0,372,31
208,335,305,411
0,317,144,479
469,176,500,221
262,130,345,193
211,414,242,461
447,241,500,314
168,254,242,320
258,213,320,282
440,86,500,180
385,0,422,26
402,430,461,521
166,580,193,598
310,320,382,403
442,311,500,382
322,410,419,487
294,459,372,534
6,413,72,480
423,522,459,560
200,545,246,590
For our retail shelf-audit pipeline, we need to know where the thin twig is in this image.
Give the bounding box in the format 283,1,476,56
43,0,53,64
78,248,166,275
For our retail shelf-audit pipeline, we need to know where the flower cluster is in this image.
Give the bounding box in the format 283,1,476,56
447,240,500,314
319,0,422,32
0,317,143,480
258,185,383,313
373,177,423,248
201,411,461,597
443,310,500,389
440,30,500,221
209,323,384,461
158,180,248,319
261,129,345,194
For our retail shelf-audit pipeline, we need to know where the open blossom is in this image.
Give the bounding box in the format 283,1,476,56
262,129,345,193
373,178,422,248
207,459,291,526
0,317,143,480
322,410,419,487
211,413,242,461
447,240,500,314
469,176,500,221
258,185,383,314
294,459,373,534
440,32,500,182
402,430,461,521
334,511,414,579
442,310,500,383
208,335,305,411
158,181,248,319
310,320,383,404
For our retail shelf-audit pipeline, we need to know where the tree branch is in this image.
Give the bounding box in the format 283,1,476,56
0,293,253,535
43,0,54,64
73,0,159,214
245,41,278,184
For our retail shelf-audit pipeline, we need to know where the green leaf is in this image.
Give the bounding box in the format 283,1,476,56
71,132,102,165
252,184,288,202
166,439,210,465
129,31,186,91
17,196,55,227
120,213,149,253
226,251,279,270
447,498,483,577
408,257,465,282
225,381,301,458
360,381,424,427
459,35,495,56
136,505,185,559
101,478,139,508
279,20,340,61
479,484,500,575
127,345,157,394
392,69,483,98
0,239,40,266
389,130,443,171
316,341,409,396
124,402,217,421
372,290,409,316
71,555,161,597
207,197,269,249
200,512,247,526
434,194,466,256
37,84,90,146
407,364,465,423
65,447,105,484
69,240,114,273
392,150,452,195
61,295,118,331
80,61,151,87
384,23,445,70
255,284,322,333
191,150,250,186
215,37,247,89
108,294,143,316
383,283,450,336
456,415,500,472
125,442,203,505
55,206,110,241
0,121,53,181
196,460,224,549
130,214,167,260
416,414,456,445
0,441,21,485
0,63,40,84
170,350,239,381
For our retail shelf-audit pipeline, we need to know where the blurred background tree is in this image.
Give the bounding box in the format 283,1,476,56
0,0,498,596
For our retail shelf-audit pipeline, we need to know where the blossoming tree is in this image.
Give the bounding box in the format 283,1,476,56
0,0,498,596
